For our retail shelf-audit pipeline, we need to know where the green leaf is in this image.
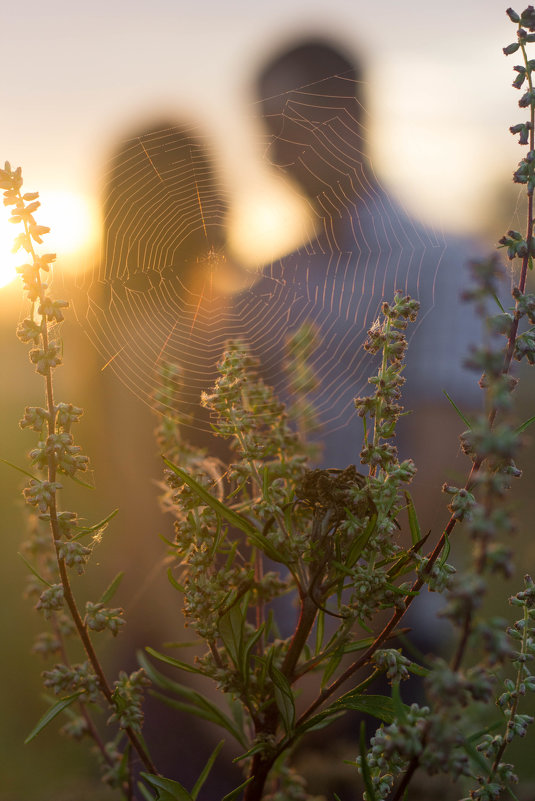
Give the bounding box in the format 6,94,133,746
492,292,506,313
150,690,246,748
359,721,377,801
167,567,185,593
163,458,255,536
218,600,245,669
137,781,157,801
221,777,254,801
339,691,407,724
140,773,193,801
321,648,343,688
99,571,124,604
138,651,247,747
346,512,378,568
191,740,224,800
145,647,208,677
163,458,287,563
443,391,472,429
73,508,119,539
516,414,535,434
0,458,39,480
241,624,265,681
68,473,95,489
391,682,407,723
343,636,375,653
25,691,84,744
404,491,420,545
461,737,492,778
299,691,409,737
268,663,295,734
233,741,269,763
315,609,325,655
466,719,503,743
438,532,451,567
17,551,52,587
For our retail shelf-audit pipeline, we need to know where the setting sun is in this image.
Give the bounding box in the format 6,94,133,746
0,190,99,290
0,213,24,288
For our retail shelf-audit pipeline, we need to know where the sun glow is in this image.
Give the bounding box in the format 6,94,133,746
227,177,317,270
0,211,26,288
0,190,99,290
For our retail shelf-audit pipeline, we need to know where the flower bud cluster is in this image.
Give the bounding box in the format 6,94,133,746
5,162,143,780
108,669,150,732
373,648,411,683
43,660,100,702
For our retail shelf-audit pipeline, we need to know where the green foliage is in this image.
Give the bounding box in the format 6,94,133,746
5,6,535,800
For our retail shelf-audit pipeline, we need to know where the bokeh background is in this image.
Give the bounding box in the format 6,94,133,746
1,1,534,799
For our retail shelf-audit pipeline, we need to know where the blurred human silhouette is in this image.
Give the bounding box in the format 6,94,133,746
98,120,227,300
242,36,483,471
81,120,245,795
86,119,256,454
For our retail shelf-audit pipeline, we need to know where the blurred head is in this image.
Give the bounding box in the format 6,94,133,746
256,38,368,203
102,120,227,295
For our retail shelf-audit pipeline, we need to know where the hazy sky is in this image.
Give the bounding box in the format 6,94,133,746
0,0,525,279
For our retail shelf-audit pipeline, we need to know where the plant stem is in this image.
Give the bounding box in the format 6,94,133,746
19,193,158,779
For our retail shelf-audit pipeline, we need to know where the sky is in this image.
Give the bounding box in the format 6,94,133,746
0,0,525,287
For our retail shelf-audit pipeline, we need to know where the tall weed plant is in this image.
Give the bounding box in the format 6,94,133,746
3,7,535,800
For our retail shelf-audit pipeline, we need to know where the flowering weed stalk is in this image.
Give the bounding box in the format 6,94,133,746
147,294,428,801
354,7,535,800
1,163,158,798
5,7,535,801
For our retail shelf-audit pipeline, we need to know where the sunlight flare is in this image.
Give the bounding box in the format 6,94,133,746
0,190,99,290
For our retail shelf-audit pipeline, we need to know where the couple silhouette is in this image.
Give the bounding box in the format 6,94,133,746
86,34,480,468
79,35,485,799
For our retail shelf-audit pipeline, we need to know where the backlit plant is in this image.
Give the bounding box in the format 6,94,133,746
3,6,535,801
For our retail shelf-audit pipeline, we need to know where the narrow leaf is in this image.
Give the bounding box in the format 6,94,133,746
299,692,409,736
167,568,185,593
391,682,407,723
315,609,325,655
25,691,84,743
145,646,208,676
68,473,95,489
269,663,295,734
137,782,157,801
461,737,492,778
218,601,245,669
404,491,420,545
321,649,343,688
492,292,506,313
359,721,377,801
163,458,286,562
99,571,124,604
140,772,193,801
74,508,119,537
139,650,247,746
241,624,265,680
163,458,256,537
0,458,39,480
443,391,472,429
17,552,52,587
516,414,535,434
149,691,245,747
466,719,503,743
191,740,224,800
438,533,451,567
221,777,254,801
346,512,378,568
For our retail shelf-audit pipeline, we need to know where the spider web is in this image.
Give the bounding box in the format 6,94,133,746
73,76,447,450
